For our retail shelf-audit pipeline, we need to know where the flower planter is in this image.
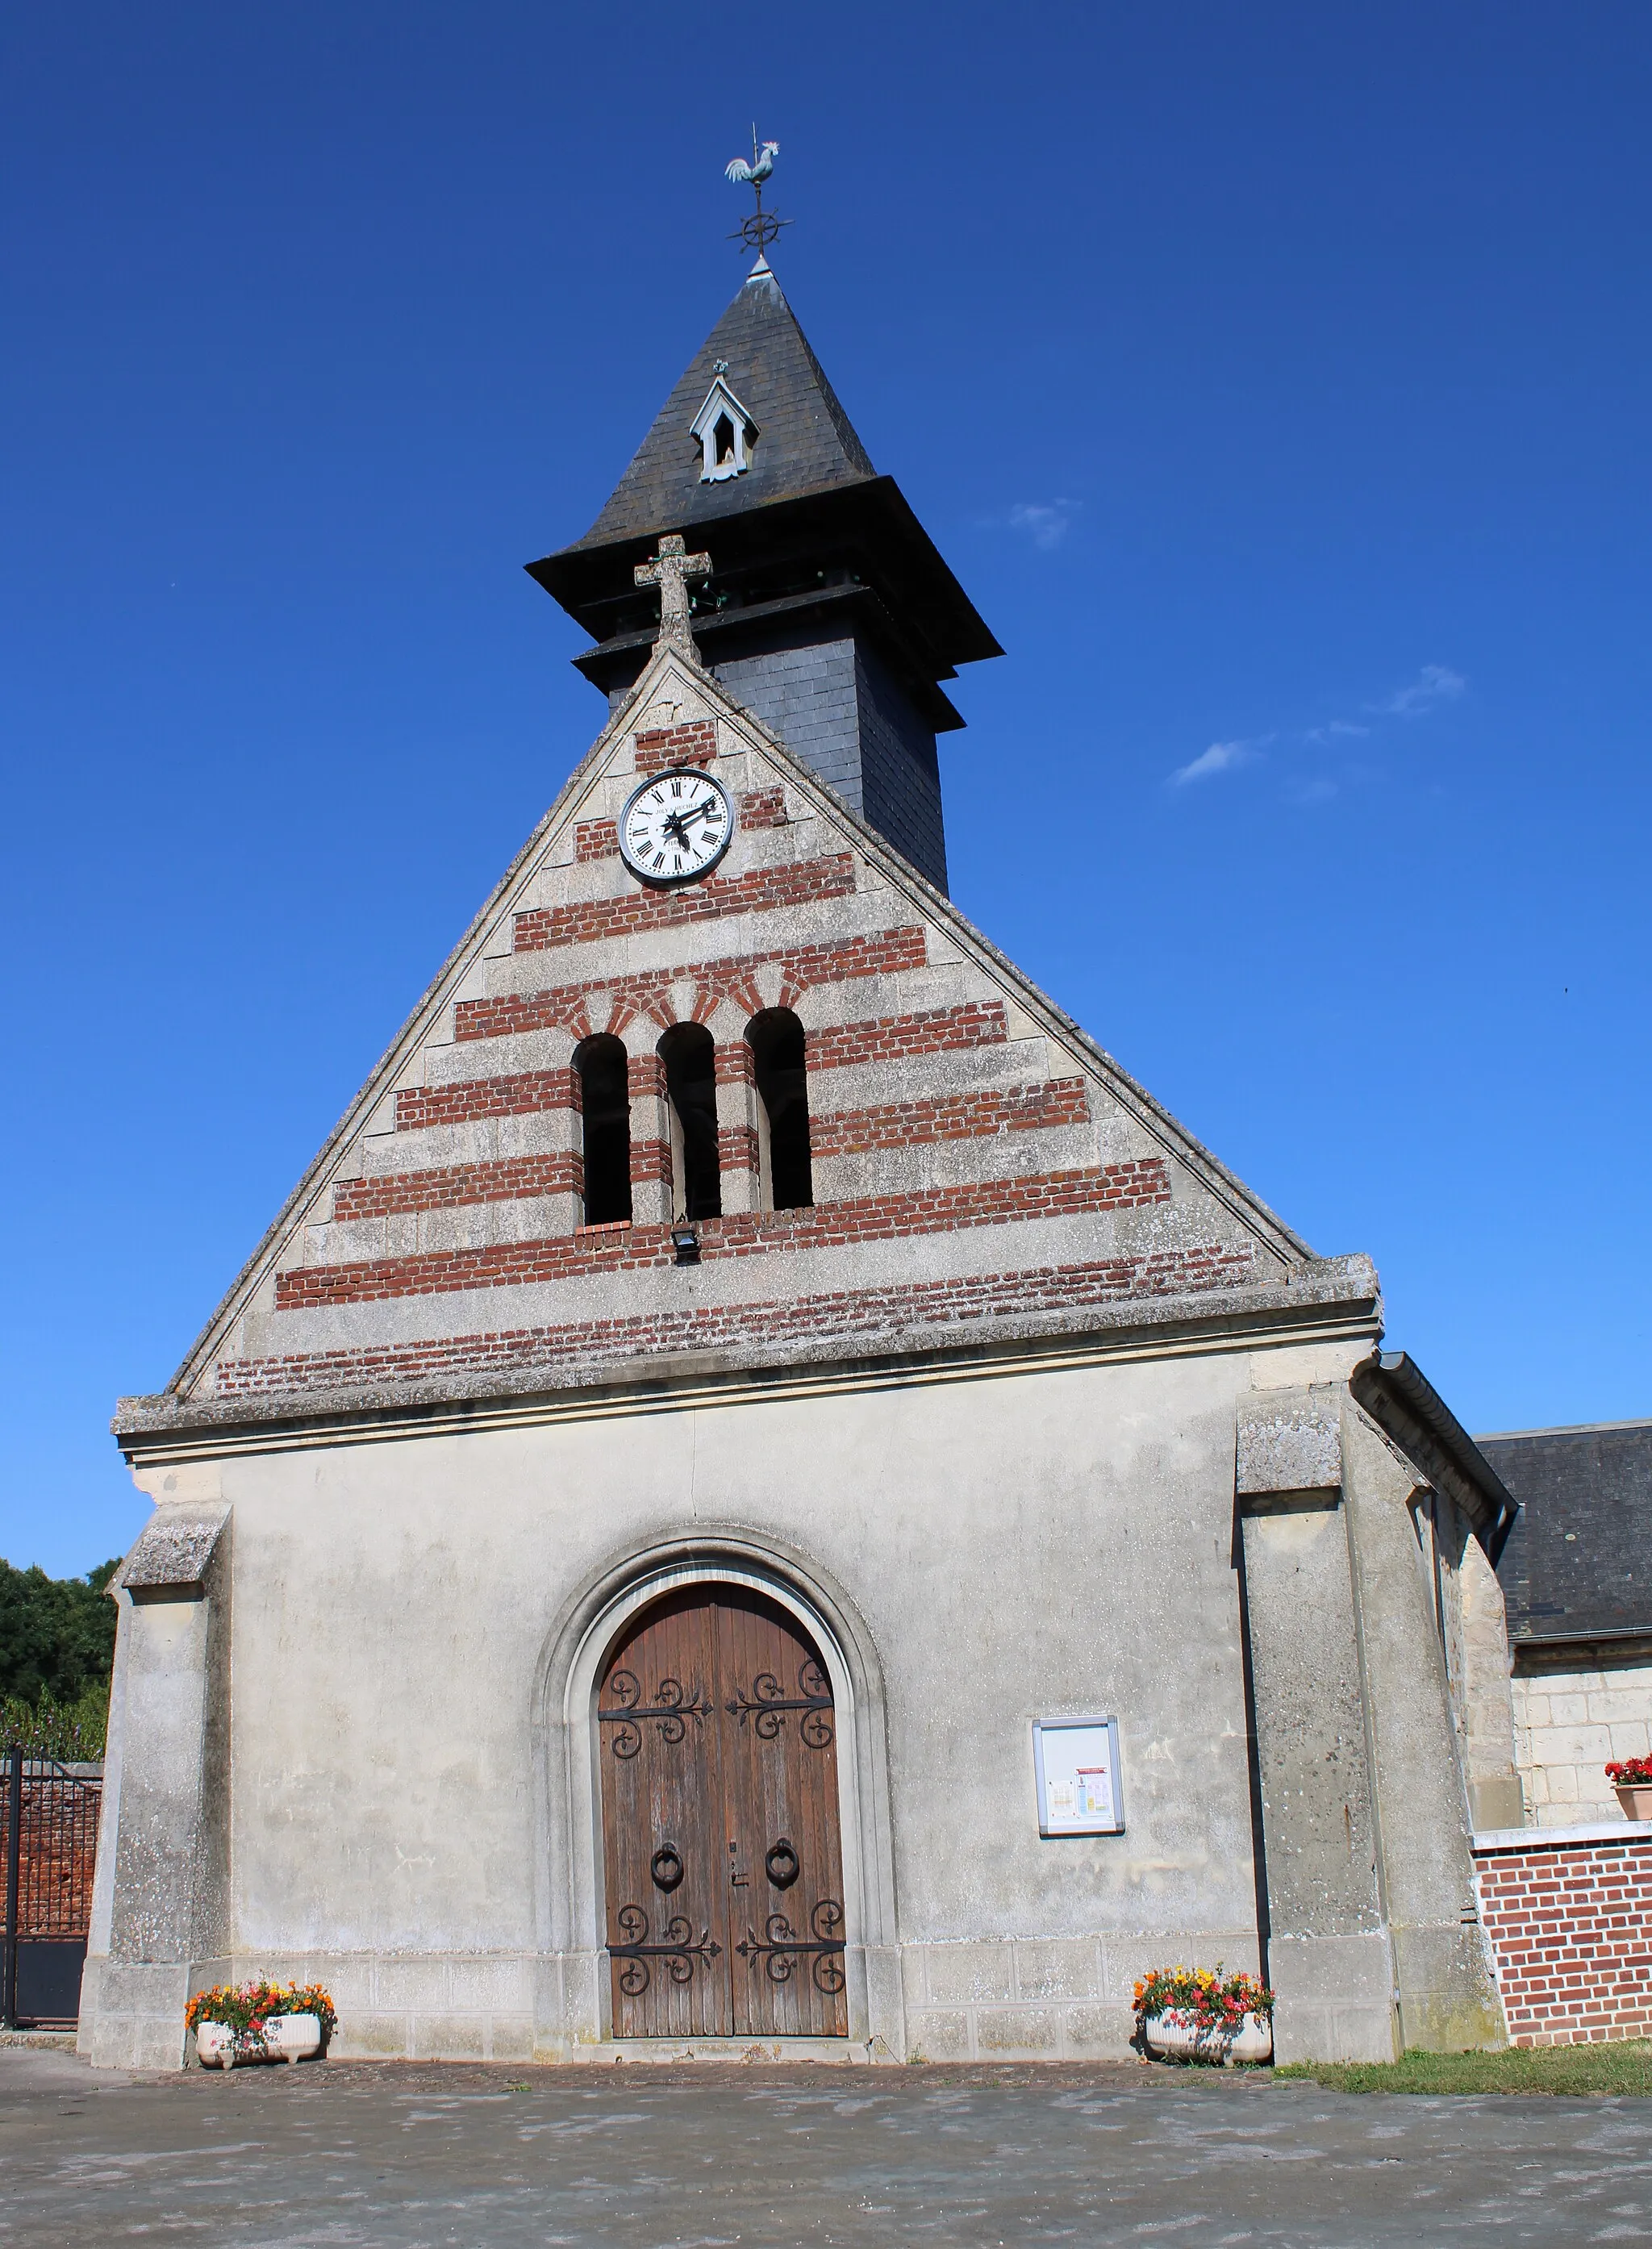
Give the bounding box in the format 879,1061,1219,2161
194,2020,238,2069
193,2012,325,2067
1143,2010,1273,2067
265,2012,324,2063
1615,1784,1652,1821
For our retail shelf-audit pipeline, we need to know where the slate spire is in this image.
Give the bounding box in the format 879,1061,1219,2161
528,260,1000,895
570,257,878,547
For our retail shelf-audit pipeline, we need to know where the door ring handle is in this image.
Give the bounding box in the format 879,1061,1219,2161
650,1845,685,1892
765,1838,800,1889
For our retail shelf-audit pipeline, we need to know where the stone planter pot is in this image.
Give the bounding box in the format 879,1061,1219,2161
1615,1784,1652,1821
193,2013,325,2068
1143,2010,1274,2067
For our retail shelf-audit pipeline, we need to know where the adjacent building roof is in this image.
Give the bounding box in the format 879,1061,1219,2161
1478,1419,1652,1645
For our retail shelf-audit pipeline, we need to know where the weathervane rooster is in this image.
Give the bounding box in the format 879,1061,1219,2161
724,135,778,190
724,128,789,256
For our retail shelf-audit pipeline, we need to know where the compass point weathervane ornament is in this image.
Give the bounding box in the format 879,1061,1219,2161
725,127,790,256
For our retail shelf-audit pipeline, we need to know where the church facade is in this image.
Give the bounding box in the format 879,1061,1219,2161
84,258,1518,2070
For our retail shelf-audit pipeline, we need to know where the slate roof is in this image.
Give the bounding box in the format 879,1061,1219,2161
563,259,878,550
1479,1419,1652,1643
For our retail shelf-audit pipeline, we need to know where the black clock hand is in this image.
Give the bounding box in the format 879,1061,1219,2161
688,797,724,824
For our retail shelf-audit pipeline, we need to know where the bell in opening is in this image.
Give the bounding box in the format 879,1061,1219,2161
574,1035,632,1225
747,1009,813,1212
658,1024,722,1220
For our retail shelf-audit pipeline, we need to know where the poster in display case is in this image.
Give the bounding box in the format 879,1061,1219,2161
1032,1716,1124,1836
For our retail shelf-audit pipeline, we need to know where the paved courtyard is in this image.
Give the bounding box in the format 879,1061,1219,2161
2,2046,1650,2246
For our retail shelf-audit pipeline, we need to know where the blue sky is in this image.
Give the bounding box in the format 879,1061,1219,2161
5,2,1649,1575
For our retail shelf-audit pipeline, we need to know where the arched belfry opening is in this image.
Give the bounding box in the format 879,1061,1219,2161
747,1009,812,1212
596,1583,847,2038
574,1036,632,1225
658,1023,721,1220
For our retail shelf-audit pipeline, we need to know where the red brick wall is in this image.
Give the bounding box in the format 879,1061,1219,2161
634,720,716,777
1475,1831,1652,2047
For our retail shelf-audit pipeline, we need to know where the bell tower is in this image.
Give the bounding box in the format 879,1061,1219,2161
527,257,1000,895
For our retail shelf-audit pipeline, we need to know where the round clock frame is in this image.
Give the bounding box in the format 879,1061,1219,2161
616,768,736,887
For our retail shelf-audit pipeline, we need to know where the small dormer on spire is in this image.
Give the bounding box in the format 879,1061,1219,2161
690,369,758,484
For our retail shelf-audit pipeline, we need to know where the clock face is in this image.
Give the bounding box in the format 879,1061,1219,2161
618,769,734,885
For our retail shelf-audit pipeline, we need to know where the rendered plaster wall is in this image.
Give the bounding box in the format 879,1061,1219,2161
1512,1666,1652,1825
92,1341,1376,2067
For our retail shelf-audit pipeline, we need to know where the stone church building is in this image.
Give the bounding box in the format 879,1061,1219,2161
84,256,1527,2071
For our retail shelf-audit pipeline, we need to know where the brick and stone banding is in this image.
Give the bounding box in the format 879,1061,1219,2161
808,1080,1089,1158
803,1002,1008,1074
512,856,855,955
333,1153,583,1221
272,1160,1175,1310
394,1070,577,1133
454,929,931,1046
1475,1830,1652,2047
226,1237,1250,1396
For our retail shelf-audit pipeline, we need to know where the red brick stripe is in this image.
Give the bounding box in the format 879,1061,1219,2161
635,721,716,778
804,1003,1007,1074
513,856,854,954
455,928,929,1046
225,1241,1254,1396
574,819,615,862
1475,1836,1652,2047
394,1070,576,1133
273,1161,1174,1310
333,1154,582,1221
810,1080,1090,1159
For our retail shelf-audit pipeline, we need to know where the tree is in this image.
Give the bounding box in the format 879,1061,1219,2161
0,1558,120,1706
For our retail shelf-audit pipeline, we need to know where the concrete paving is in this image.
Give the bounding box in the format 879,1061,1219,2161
2,2050,1648,2246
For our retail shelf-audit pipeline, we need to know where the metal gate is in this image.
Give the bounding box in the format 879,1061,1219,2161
1,1750,102,2029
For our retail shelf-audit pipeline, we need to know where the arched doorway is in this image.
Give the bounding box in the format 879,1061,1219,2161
597,1583,848,2038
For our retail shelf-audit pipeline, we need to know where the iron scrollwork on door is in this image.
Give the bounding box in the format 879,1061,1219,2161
725,1657,833,1747
608,1902,722,1994
599,1668,715,1759
736,1898,846,1995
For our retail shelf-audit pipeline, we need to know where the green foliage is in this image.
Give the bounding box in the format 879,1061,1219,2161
0,1556,120,1705
1277,2042,1652,2096
0,1678,111,1759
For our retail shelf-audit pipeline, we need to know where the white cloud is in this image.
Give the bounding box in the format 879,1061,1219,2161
1375,664,1466,718
1007,500,1080,552
1171,739,1258,787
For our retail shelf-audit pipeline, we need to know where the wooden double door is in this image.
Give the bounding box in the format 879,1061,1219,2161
599,1586,849,2038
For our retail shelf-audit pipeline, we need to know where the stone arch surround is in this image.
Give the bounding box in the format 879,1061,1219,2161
532,1527,902,2058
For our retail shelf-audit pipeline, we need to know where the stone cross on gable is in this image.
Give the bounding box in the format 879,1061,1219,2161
635,533,712,664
